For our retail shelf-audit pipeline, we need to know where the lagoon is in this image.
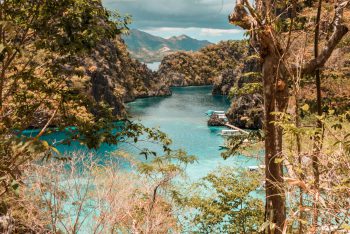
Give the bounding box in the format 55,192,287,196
37,86,260,180
124,86,260,179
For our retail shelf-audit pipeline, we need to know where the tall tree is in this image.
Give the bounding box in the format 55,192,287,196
229,0,349,232
0,0,169,198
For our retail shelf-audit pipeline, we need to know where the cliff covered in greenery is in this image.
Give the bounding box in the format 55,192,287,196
157,40,264,129
158,40,248,86
76,37,170,116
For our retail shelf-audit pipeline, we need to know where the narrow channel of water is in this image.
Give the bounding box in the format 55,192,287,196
24,85,263,233
31,86,261,180
124,86,261,180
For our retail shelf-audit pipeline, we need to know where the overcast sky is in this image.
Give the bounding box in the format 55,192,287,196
102,0,245,42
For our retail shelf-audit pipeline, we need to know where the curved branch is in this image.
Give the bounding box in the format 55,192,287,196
302,0,350,75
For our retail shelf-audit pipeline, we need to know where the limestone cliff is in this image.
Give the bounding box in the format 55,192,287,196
158,40,264,129
220,49,263,130
158,40,247,87
72,37,171,117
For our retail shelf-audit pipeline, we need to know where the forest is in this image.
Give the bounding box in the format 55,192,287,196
0,0,349,233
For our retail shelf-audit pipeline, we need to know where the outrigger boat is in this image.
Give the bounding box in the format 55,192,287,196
205,110,225,116
219,129,240,136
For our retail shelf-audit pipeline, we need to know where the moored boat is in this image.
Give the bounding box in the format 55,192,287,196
219,129,240,136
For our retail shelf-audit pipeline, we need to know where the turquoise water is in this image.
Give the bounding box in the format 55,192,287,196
25,86,262,233
32,86,260,179
124,86,260,180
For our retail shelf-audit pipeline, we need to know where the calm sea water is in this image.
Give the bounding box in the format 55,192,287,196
33,86,260,180
27,86,262,232
125,86,260,180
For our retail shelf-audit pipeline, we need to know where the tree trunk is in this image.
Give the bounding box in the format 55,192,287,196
262,53,286,234
312,0,323,231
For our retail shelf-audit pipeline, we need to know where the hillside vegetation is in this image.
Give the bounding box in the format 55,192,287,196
158,40,248,86
78,37,170,115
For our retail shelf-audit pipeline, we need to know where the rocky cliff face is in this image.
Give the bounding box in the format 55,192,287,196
72,37,171,117
226,93,263,130
209,45,263,129
226,52,263,129
157,40,264,129
212,68,241,95
157,51,211,86
158,40,247,87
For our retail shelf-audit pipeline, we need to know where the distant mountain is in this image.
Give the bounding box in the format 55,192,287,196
122,29,212,63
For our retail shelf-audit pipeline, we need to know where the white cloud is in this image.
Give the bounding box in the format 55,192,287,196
199,28,244,36
103,0,237,29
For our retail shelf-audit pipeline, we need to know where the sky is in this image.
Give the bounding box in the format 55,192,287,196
102,0,245,43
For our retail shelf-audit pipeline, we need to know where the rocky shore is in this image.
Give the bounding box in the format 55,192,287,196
157,40,264,130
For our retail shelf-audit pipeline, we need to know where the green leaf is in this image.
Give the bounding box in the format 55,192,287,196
301,104,310,112
341,224,350,230
0,43,5,54
42,140,49,150
274,157,284,163
51,146,61,155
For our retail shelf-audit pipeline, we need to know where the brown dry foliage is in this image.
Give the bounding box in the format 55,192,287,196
2,152,179,234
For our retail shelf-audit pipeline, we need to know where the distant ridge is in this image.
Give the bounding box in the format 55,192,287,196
122,29,212,63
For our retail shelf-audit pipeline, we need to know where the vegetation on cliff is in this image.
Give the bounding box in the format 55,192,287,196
1,0,350,233
80,37,171,110
158,40,247,86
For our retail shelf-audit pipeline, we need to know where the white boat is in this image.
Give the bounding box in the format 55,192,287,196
216,113,227,119
219,129,240,136
248,165,266,171
213,111,225,115
248,166,260,171
205,110,225,116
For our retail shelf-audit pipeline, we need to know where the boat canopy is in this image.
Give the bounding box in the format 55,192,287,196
220,129,240,136
205,110,225,116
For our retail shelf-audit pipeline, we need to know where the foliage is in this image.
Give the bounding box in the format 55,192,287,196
9,151,195,233
0,0,172,212
270,107,350,232
221,131,264,160
176,168,264,234
0,0,116,192
228,0,350,230
229,82,262,97
158,40,248,86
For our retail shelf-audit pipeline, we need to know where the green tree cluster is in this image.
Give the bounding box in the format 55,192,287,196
177,168,264,234
158,40,248,86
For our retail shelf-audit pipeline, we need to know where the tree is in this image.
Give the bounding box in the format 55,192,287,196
8,150,195,233
229,0,349,232
177,168,264,233
0,0,170,202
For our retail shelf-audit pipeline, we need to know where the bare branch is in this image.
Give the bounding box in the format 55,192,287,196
302,0,350,75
